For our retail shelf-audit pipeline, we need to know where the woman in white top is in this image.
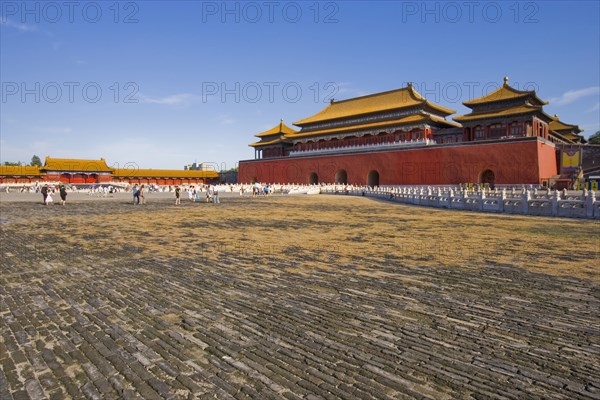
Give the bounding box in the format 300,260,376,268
46,191,54,205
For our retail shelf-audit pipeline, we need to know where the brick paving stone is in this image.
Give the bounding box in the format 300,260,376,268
1,199,599,400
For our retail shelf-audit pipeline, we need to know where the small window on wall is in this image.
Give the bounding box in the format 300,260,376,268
489,123,505,138
509,122,523,136
474,126,485,139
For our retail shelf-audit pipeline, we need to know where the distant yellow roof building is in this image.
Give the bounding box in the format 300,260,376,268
43,157,113,172
0,165,41,176
0,156,220,184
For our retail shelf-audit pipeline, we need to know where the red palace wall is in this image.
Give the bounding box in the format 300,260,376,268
0,175,210,185
239,138,558,185
111,178,209,185
0,177,43,184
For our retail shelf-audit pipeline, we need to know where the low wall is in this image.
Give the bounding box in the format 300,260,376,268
323,186,600,219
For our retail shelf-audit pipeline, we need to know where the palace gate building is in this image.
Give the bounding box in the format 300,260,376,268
0,157,219,185
239,78,586,186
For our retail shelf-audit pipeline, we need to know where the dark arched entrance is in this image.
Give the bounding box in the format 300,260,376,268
480,169,495,188
309,172,319,185
336,170,348,184
367,170,379,187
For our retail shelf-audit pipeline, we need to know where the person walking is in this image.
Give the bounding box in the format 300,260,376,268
59,184,68,205
41,184,49,205
45,189,54,205
213,185,220,204
132,184,139,205
139,185,146,205
175,186,181,205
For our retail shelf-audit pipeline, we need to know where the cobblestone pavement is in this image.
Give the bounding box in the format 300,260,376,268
1,197,599,399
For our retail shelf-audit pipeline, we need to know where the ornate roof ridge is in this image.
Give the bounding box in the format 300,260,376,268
294,84,455,126
254,120,298,137
463,77,548,107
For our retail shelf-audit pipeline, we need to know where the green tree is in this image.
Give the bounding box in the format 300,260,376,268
3,161,22,166
30,155,42,167
589,131,600,145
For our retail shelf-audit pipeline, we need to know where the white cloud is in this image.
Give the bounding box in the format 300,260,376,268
139,93,196,105
0,18,37,32
588,102,600,112
333,82,369,99
31,126,72,135
549,86,600,106
581,123,600,134
218,114,235,125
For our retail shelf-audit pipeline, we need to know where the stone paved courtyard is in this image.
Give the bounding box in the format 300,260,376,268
1,193,599,399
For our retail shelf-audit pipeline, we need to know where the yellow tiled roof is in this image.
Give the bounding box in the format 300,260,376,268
292,114,460,139
453,104,550,122
112,168,219,178
463,77,548,107
43,157,113,172
549,114,583,133
0,165,42,176
249,138,288,147
549,131,573,141
255,120,298,137
293,84,456,126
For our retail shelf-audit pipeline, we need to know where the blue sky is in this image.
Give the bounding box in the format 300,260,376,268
1,0,599,170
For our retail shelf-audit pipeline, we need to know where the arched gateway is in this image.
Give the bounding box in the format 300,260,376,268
367,170,379,187
336,170,348,184
309,172,319,185
480,169,495,187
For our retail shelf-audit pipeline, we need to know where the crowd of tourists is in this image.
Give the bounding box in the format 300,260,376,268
20,182,323,206
3,181,573,208
39,183,68,206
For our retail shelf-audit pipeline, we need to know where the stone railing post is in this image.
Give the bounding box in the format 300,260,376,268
552,190,560,216
499,188,506,212
586,190,596,218
479,190,485,211
522,190,531,214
